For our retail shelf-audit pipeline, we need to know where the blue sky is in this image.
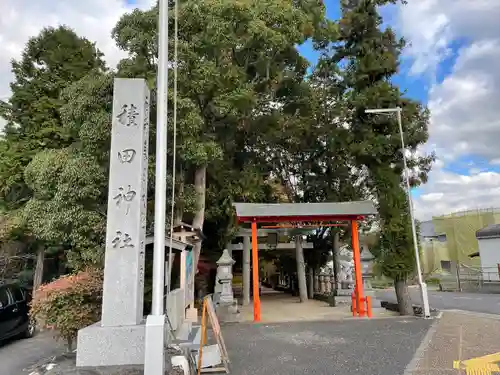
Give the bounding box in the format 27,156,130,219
298,1,430,102
296,1,500,217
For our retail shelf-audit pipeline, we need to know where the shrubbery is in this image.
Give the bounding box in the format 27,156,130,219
30,268,103,351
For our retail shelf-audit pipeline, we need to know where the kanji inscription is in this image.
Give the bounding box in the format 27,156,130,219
111,231,134,249
118,149,136,163
113,185,137,215
100,78,150,327
116,104,139,127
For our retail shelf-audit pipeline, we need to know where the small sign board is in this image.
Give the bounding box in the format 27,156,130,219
185,249,195,307
197,295,230,374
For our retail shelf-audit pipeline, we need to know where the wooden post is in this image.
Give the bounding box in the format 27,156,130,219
197,299,207,375
251,221,261,322
351,293,357,317
351,220,364,317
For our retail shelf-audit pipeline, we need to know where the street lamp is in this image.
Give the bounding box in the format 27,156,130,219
144,0,169,373
365,106,431,318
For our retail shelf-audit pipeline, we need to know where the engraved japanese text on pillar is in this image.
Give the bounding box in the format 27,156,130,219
101,78,150,327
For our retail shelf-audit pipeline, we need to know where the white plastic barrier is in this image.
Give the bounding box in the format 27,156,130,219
166,288,185,331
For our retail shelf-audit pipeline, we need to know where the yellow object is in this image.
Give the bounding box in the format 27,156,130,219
433,208,500,266
453,352,500,375
232,274,243,286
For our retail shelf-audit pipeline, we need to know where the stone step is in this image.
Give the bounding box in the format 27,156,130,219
176,325,202,351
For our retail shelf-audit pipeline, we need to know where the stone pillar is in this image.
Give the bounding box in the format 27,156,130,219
295,236,308,302
77,78,150,367
101,78,150,326
314,273,319,294
319,274,326,294
332,232,342,290
330,274,335,294
325,274,331,294
308,266,314,298
242,236,251,306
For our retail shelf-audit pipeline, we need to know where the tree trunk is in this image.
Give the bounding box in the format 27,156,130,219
295,236,308,302
33,246,45,296
332,231,341,291
394,278,413,316
174,167,185,226
192,165,206,268
66,337,74,352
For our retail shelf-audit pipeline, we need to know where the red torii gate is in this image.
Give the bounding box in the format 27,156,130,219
233,201,377,322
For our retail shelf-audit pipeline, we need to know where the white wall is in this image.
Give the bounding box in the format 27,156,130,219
477,237,500,281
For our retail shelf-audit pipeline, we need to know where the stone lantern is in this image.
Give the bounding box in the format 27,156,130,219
214,249,235,303
214,249,240,322
360,246,375,290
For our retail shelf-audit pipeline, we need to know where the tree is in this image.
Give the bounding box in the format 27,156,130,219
0,26,106,205
112,0,328,267
0,26,106,290
325,0,433,314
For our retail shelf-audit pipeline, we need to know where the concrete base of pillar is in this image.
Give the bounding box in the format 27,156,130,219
76,321,148,367
144,314,171,375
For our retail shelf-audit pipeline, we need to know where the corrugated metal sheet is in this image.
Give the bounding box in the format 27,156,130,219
233,201,377,218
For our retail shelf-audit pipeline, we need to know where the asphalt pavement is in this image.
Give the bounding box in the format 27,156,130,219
223,317,433,375
0,331,65,375
4,288,499,374
374,287,500,315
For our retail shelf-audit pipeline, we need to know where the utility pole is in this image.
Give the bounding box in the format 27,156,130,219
365,107,431,318
144,0,169,373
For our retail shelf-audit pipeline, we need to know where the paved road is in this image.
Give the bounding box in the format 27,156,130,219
0,331,64,374
408,311,500,374
224,317,433,375
374,287,500,315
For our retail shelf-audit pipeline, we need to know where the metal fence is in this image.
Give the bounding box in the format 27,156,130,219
438,264,500,292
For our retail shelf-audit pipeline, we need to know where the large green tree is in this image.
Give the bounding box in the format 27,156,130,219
112,0,328,265
0,26,106,209
0,26,106,290
21,73,114,269
325,0,433,314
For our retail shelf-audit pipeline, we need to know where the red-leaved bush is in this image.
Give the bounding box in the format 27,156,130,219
30,268,103,351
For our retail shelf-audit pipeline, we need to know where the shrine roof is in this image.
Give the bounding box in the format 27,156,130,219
233,201,377,223
145,235,191,251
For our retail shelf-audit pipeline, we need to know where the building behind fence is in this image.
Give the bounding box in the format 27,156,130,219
420,208,500,291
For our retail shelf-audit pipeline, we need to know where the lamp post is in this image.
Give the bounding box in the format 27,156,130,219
144,0,169,373
365,107,431,318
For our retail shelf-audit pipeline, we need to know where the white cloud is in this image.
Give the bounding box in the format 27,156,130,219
0,0,155,131
414,161,500,220
398,0,500,219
